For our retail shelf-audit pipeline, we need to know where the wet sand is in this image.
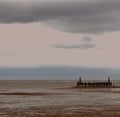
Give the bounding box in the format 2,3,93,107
1,105,120,117
0,80,120,117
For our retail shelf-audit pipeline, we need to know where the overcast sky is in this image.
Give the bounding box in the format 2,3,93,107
0,0,120,68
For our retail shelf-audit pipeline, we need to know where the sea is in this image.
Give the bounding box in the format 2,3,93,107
0,80,120,116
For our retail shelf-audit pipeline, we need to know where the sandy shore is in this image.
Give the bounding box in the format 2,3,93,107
0,105,120,117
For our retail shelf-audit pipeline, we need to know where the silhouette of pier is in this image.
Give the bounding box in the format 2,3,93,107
77,76,112,88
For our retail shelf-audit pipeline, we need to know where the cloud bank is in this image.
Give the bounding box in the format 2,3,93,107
53,43,96,49
0,66,120,80
0,0,120,33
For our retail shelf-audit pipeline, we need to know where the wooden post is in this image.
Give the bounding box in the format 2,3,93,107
79,76,81,84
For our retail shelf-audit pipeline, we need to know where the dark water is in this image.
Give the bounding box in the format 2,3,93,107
0,80,120,116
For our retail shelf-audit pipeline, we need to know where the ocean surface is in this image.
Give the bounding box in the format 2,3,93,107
0,80,120,116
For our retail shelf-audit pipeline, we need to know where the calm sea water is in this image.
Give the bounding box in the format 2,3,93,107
0,80,120,109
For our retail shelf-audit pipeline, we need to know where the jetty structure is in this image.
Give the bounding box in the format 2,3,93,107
77,76,112,88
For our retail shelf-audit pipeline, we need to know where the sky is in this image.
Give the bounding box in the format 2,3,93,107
0,0,120,70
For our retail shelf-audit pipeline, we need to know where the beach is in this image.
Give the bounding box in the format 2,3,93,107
0,80,120,117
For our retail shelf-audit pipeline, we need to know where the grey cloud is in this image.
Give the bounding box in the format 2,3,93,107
53,43,96,49
0,0,120,33
82,37,92,42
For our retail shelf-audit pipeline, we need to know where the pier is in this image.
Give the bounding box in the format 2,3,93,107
77,76,112,88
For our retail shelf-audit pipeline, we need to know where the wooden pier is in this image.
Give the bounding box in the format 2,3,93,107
77,76,112,88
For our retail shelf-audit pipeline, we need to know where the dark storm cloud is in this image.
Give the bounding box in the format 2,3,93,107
53,43,96,49
0,0,120,33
